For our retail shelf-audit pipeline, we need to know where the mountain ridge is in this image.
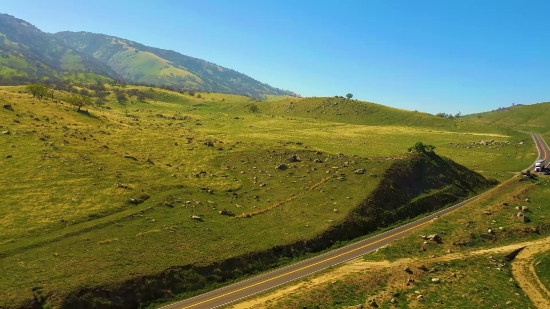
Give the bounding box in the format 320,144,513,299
0,13,298,99
53,30,298,99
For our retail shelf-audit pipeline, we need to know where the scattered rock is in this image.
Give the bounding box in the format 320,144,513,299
418,265,428,271
219,209,235,216
287,155,298,162
146,158,155,165
367,298,377,307
3,104,14,111
124,155,137,161
404,266,413,274
521,206,529,212
428,234,443,243
354,168,366,174
190,215,203,222
515,212,530,223
204,141,214,147
483,211,492,215
2,130,10,135
431,278,441,283
5,155,12,159
116,183,129,189
416,295,424,301
276,164,288,170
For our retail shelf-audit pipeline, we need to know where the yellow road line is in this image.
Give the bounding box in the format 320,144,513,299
181,220,431,309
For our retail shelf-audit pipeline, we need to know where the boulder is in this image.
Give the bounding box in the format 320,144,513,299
219,209,235,216
428,234,443,243
3,104,14,111
276,164,288,170
287,155,299,162
516,212,529,223
124,155,138,161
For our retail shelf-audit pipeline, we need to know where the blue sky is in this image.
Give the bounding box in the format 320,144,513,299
2,0,549,114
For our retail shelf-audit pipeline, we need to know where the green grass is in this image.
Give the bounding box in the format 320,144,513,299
465,102,550,134
0,85,541,307
534,251,550,293
261,255,532,309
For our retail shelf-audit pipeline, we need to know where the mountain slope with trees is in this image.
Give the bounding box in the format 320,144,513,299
53,31,298,99
0,13,119,85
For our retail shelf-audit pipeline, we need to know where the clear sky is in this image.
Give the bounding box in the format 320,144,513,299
2,0,549,114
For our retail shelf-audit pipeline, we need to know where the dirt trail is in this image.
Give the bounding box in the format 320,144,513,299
511,240,550,308
228,237,550,309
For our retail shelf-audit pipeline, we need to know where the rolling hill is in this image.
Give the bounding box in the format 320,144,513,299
0,13,119,84
53,31,297,99
465,102,550,135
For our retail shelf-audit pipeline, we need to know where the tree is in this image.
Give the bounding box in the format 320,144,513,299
248,103,260,113
95,97,105,107
26,84,48,99
409,142,435,153
67,93,92,111
346,93,353,99
48,87,55,100
116,92,128,103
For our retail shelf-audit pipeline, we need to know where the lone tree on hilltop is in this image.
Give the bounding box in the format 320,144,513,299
408,141,436,153
26,84,48,99
346,93,353,99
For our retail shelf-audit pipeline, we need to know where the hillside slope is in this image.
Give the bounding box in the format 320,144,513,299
0,13,118,84
53,31,297,99
465,102,550,134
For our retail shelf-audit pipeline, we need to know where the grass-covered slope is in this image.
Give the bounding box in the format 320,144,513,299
0,85,537,308
53,31,297,98
0,13,118,84
465,101,550,135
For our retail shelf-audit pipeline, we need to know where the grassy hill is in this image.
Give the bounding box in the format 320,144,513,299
0,84,537,308
465,102,550,135
0,13,118,85
53,31,298,99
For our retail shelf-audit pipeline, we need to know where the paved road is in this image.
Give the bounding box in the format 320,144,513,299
161,134,549,309
530,134,550,171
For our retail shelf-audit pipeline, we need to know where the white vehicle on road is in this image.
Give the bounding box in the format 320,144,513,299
535,159,545,172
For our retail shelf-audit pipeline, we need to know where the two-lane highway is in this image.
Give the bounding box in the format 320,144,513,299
531,134,550,171
161,134,549,309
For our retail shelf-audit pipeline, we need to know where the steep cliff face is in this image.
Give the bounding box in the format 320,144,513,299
19,152,497,309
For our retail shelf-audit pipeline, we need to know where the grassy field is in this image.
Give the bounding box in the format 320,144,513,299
0,85,539,307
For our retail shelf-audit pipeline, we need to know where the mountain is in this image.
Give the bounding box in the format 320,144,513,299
0,13,119,84
53,31,298,99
